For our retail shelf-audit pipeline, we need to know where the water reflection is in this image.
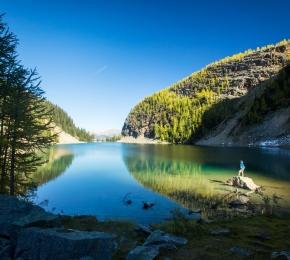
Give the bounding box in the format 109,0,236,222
33,146,74,186
122,144,290,211
31,143,290,223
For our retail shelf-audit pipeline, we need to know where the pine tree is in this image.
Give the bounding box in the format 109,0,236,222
0,16,56,195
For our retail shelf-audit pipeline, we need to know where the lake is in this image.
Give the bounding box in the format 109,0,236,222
32,143,290,224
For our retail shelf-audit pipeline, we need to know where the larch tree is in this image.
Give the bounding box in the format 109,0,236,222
0,15,56,196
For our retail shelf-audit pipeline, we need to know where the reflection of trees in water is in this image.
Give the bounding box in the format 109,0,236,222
123,153,235,218
31,147,74,187
123,146,290,218
122,144,290,180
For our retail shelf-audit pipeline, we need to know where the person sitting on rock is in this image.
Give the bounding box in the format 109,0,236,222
238,160,245,177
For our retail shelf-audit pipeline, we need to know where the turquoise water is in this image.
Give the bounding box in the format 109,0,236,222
33,143,290,224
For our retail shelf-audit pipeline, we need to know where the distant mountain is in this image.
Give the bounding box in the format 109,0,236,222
92,129,121,140
122,40,290,146
45,101,94,143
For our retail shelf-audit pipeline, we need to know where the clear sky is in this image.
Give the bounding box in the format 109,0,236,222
1,0,290,131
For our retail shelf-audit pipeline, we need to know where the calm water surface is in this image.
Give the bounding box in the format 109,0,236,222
33,143,290,224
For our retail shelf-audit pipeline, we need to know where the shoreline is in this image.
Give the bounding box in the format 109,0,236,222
118,136,169,144
118,135,290,148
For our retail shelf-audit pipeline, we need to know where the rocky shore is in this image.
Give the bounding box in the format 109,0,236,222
1,194,290,259
0,195,187,259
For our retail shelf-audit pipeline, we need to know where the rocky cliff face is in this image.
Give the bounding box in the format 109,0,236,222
122,40,290,146
173,43,289,97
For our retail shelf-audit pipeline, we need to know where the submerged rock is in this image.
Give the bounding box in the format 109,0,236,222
15,227,117,260
226,176,260,191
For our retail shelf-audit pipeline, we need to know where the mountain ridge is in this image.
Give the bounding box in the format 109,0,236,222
121,40,290,146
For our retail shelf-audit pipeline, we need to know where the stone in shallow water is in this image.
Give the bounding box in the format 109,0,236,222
15,227,117,260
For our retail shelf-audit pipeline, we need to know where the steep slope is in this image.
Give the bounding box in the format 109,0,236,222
45,102,93,143
122,40,290,146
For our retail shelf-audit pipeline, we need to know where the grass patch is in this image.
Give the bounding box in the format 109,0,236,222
155,214,290,259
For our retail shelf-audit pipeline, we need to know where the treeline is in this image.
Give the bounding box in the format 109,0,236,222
45,102,94,142
104,135,122,142
127,73,228,143
242,64,290,125
0,16,55,195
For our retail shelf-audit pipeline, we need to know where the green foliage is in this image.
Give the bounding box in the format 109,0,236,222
242,65,290,125
127,74,227,143
105,135,122,142
0,16,56,195
45,101,94,142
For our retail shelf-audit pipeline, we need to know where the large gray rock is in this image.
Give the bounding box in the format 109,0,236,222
15,227,117,260
0,195,59,227
127,230,186,260
126,245,159,260
134,224,152,236
226,176,260,191
144,230,187,247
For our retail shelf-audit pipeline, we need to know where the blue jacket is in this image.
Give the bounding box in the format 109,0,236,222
240,162,245,169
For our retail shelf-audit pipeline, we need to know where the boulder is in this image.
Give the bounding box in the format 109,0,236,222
126,245,159,260
127,230,186,260
134,224,152,236
15,227,117,260
126,243,177,260
144,230,187,247
229,196,249,208
226,176,260,191
0,195,59,227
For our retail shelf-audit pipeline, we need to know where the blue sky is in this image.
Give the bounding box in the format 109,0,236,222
1,0,290,131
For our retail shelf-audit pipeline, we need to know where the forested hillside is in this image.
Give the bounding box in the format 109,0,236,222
122,40,290,146
45,102,94,142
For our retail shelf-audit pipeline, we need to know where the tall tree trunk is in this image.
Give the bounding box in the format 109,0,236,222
9,127,16,195
1,144,9,193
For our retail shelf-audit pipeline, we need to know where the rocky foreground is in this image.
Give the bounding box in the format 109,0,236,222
0,195,187,260
1,194,290,259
